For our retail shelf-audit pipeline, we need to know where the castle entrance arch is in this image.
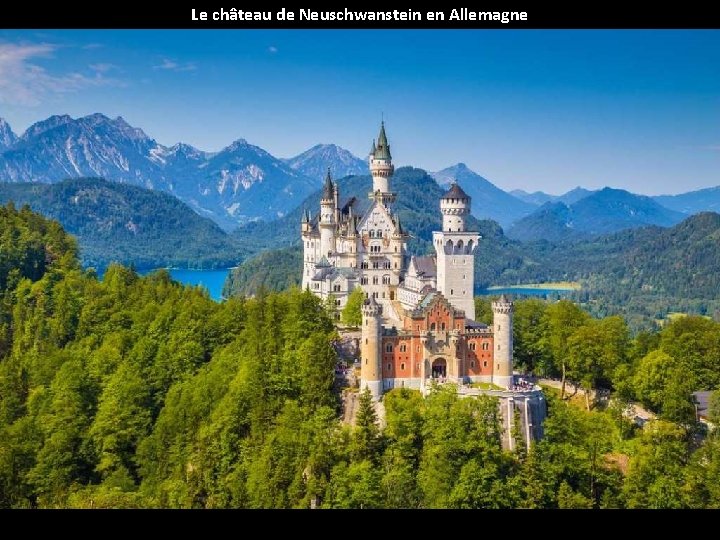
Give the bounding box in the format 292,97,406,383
432,358,447,379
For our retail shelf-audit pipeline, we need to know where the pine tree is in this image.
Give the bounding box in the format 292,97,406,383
352,389,381,462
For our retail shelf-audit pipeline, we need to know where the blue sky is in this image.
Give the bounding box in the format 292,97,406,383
0,30,718,195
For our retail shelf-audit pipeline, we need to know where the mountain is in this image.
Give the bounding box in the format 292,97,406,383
507,188,686,242
557,187,594,205
0,118,17,151
510,189,557,206
0,114,317,229
510,187,594,208
285,144,368,182
432,164,536,228
654,186,720,216
180,138,317,227
0,178,244,269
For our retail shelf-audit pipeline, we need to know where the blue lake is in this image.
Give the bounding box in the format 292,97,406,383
123,268,230,301
478,287,577,298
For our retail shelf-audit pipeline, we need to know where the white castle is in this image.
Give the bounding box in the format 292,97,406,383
301,123,546,448
302,122,479,323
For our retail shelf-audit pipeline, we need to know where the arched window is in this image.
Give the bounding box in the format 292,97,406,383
470,342,477,351
383,275,391,285
467,240,474,252
386,344,394,353
457,240,464,251
387,363,392,372
431,323,436,331
470,361,475,369
373,277,379,285
482,342,489,351
446,240,453,252
401,363,406,371
369,230,375,239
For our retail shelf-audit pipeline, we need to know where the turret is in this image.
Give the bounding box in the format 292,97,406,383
492,295,514,389
440,182,471,233
361,295,383,399
369,122,396,205
320,169,337,258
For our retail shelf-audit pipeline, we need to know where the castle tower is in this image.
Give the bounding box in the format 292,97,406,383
433,183,480,319
360,296,383,399
319,169,337,259
368,122,396,206
492,295,514,389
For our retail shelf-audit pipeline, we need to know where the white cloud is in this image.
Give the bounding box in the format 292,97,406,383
0,42,117,106
153,58,197,72
89,63,118,73
268,46,279,54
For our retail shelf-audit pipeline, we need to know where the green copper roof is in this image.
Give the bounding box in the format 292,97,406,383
322,169,334,200
370,139,377,156
374,122,392,160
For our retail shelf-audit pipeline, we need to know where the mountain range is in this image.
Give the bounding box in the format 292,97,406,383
507,188,686,242
2,113,720,239
0,114,342,229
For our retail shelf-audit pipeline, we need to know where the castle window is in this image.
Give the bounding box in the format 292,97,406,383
387,363,392,372
400,344,407,353
369,230,375,239
386,344,393,353
484,361,488,368
401,363,406,371
482,342,489,351
470,342,476,351
470,361,475,369
383,276,391,285
441,323,446,331
373,277,379,285
365,359,368,365
430,323,436,331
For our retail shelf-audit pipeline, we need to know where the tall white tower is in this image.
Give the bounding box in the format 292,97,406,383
433,183,480,320
492,295,514,389
360,296,383,399
319,170,337,259
368,122,396,206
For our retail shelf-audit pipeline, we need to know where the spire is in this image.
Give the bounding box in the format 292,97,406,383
370,139,377,156
394,214,403,235
302,209,309,224
322,168,334,200
374,122,391,160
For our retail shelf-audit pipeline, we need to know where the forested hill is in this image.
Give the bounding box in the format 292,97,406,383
0,178,244,270
3,205,720,509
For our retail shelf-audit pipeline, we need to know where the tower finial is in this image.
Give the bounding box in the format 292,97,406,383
322,169,334,200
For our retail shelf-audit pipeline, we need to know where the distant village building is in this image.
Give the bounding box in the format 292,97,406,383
302,123,545,448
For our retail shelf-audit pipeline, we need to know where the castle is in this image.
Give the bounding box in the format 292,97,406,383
301,124,545,448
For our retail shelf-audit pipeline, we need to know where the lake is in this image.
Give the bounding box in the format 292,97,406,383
137,268,231,301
